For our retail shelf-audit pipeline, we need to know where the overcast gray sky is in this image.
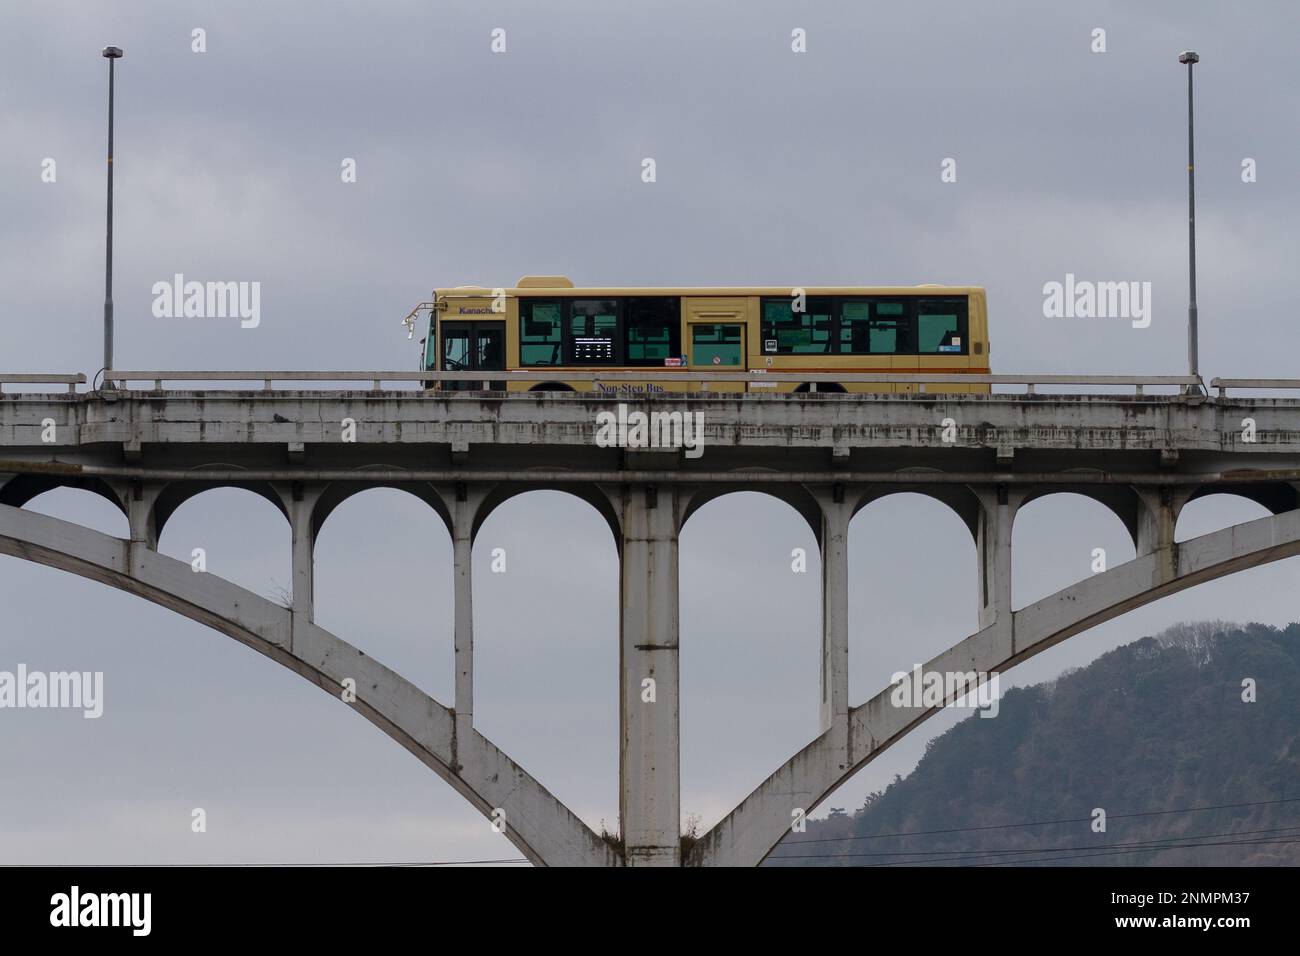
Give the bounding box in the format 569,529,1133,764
2,0,1298,864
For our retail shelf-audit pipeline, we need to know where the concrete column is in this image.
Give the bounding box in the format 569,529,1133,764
124,481,159,551
286,485,316,647
619,484,680,866
120,480,160,579
1135,486,1188,585
451,496,475,749
818,493,851,760
976,486,1016,632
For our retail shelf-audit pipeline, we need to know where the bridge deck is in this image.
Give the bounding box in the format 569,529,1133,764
3,387,1300,486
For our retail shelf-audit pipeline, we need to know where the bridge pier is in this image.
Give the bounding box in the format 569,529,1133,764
1136,487,1190,586
122,480,159,549
816,491,851,762
449,486,484,758
284,484,320,648
619,484,681,865
975,486,1019,652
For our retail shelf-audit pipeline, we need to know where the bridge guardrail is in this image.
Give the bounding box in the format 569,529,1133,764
1210,378,1300,397
97,369,1203,396
0,373,85,394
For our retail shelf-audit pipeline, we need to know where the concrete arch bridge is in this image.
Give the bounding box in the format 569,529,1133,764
2,371,1299,865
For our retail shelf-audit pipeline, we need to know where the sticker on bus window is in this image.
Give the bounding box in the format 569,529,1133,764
664,357,684,367
764,339,777,353
938,344,961,352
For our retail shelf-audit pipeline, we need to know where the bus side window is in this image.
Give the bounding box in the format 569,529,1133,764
520,301,563,366
568,299,618,364
762,297,832,354
840,301,872,354
871,301,909,354
916,298,967,354
625,298,680,366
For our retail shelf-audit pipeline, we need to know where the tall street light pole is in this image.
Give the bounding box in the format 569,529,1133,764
102,45,123,377
1179,50,1200,384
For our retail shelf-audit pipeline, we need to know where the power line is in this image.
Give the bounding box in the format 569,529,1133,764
972,836,1300,869
848,835,1300,868
769,795,1300,853
773,823,1300,863
867,826,1300,867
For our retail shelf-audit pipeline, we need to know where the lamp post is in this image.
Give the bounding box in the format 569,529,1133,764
1179,50,1199,385
101,45,123,377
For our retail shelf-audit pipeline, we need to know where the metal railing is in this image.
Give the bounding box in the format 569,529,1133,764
0,373,85,393
96,369,1203,395
19,370,1286,397
1210,377,1300,397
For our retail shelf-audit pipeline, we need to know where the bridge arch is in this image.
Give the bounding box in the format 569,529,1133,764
312,486,457,703
681,483,822,545
1174,490,1274,543
0,473,125,517
1183,482,1299,521
152,477,288,542
678,488,823,826
471,482,621,547
1011,489,1139,611
845,490,980,704
687,504,1300,866
473,488,622,830
1015,479,1144,550
3,481,130,539
311,480,452,540
850,483,981,541
0,502,617,867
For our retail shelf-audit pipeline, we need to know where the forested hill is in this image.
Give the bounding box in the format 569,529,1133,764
770,622,1300,866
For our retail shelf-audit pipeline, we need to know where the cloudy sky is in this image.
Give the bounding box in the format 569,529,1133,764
2,0,1298,864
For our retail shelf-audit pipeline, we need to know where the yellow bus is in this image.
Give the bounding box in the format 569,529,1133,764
418,277,990,394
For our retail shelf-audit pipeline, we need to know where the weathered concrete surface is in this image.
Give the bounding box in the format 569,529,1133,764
619,485,681,865
3,391,1300,468
5,390,1300,866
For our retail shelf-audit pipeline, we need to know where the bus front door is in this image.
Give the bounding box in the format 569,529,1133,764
441,321,505,391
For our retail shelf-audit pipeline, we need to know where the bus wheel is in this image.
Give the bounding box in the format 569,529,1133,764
529,382,576,393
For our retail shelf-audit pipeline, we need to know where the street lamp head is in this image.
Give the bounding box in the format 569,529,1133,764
101,46,123,58
1178,50,1199,64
